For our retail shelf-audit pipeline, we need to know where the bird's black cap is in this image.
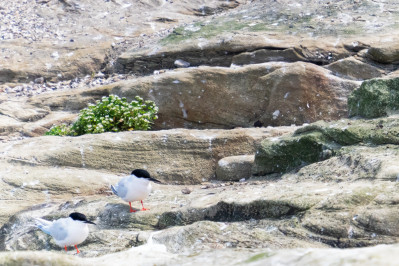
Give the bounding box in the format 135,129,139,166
131,169,162,184
69,212,96,224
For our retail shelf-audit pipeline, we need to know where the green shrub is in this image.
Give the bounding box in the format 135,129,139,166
45,124,73,136
45,95,158,136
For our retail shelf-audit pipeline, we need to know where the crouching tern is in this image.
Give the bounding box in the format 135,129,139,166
111,169,162,212
35,212,95,254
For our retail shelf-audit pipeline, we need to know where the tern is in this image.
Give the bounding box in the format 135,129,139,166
111,169,162,212
35,212,95,254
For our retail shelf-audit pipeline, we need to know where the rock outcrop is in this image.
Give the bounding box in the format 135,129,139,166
2,0,399,265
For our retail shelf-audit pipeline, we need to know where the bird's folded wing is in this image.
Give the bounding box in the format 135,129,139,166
35,218,52,235
111,185,118,196
51,220,68,241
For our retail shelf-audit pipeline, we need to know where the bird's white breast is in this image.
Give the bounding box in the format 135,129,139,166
50,218,89,247
121,176,152,202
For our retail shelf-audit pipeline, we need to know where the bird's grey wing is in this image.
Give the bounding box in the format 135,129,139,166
35,218,52,235
116,181,128,198
112,177,129,198
50,220,68,241
111,184,118,196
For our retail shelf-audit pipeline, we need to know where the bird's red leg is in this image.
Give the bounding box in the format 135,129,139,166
141,200,149,211
129,202,136,213
64,245,67,252
75,245,80,254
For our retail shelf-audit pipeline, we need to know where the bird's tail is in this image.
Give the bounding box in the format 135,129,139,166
111,185,118,196
35,218,52,235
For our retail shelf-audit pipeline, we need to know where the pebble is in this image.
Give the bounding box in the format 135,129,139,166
0,73,133,98
174,59,191,68
181,188,192,194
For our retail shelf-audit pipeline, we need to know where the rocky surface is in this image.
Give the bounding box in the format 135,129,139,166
0,127,296,185
1,0,399,265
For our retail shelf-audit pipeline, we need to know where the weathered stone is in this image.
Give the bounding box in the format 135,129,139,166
9,62,354,131
174,59,190,68
2,1,399,265
2,243,399,266
0,0,249,83
252,131,336,175
295,145,399,182
348,77,399,118
116,37,354,75
366,44,399,64
325,57,384,80
0,127,296,184
255,62,359,126
216,155,255,181
232,48,308,65
253,117,399,175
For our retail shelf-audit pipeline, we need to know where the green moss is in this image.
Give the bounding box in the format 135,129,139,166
254,117,399,176
244,252,274,263
297,118,399,146
160,20,249,45
343,187,378,206
348,78,399,118
254,132,336,175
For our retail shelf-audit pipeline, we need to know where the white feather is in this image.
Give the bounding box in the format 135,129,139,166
36,217,90,247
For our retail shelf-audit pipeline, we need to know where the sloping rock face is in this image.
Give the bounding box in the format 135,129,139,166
253,116,399,176
2,0,399,265
0,127,295,185
1,62,359,135
0,0,248,84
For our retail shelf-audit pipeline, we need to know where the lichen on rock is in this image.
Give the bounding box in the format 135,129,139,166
348,77,399,118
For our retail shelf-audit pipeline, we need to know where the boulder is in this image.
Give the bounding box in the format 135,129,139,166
5,62,357,133
115,62,358,129
253,117,399,176
348,77,399,118
254,62,359,126
215,155,255,181
325,57,384,80
366,44,399,64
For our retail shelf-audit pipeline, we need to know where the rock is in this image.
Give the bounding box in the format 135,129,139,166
0,127,296,185
116,36,354,75
3,160,399,257
181,188,192,194
231,48,308,65
174,59,190,68
2,243,399,265
348,77,399,118
0,115,23,136
114,62,358,129
325,57,384,80
216,155,255,181
0,101,49,123
34,77,44,84
0,0,249,83
366,44,399,64
10,62,357,131
255,62,359,127
252,131,335,175
253,117,399,176
2,0,399,265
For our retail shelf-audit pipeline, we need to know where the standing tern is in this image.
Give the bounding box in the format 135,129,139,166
36,212,95,254
111,169,162,212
